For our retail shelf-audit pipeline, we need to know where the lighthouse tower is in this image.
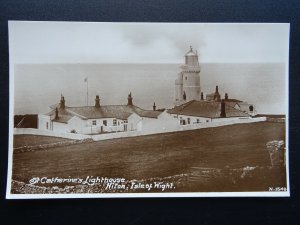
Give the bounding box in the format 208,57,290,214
175,46,201,105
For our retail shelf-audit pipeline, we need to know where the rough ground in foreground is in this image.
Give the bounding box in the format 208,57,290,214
12,122,287,193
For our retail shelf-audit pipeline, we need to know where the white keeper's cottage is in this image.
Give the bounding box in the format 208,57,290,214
38,93,162,134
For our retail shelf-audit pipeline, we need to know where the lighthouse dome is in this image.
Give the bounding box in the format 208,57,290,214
184,46,199,66
185,46,198,56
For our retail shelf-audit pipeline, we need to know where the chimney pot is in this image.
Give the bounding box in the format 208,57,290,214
153,102,156,111
95,95,100,108
55,107,59,119
127,92,133,106
183,91,186,101
220,99,226,118
60,95,65,109
215,86,219,93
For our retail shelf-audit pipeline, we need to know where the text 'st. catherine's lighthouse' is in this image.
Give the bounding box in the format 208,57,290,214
175,46,201,105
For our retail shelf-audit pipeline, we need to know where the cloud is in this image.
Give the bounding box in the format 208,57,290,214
9,22,289,64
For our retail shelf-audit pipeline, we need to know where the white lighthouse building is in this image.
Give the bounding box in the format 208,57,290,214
175,46,201,105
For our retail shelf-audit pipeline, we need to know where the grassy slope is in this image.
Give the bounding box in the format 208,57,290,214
14,135,71,148
12,122,286,192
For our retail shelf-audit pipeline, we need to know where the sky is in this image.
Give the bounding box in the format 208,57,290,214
9,22,289,115
9,22,290,64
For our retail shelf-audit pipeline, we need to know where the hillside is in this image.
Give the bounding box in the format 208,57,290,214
11,122,286,193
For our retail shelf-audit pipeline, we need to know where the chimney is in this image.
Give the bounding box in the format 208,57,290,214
225,93,228,100
220,99,226,118
60,95,65,109
127,92,133,106
214,86,221,102
55,107,59,120
95,95,100,108
201,92,204,100
215,85,219,93
153,102,156,111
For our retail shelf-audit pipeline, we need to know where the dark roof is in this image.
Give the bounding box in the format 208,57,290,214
224,99,243,103
236,102,252,106
49,103,61,110
167,100,249,118
131,106,162,118
47,104,162,123
46,108,74,123
220,99,243,108
224,102,238,108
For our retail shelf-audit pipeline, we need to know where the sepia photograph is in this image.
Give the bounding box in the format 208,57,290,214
6,21,290,198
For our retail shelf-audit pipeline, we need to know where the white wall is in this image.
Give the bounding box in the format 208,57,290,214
79,114,141,134
128,113,142,131
176,114,212,124
52,121,70,133
140,111,177,134
80,118,122,134
68,116,85,133
141,113,265,135
237,103,256,116
15,117,267,142
38,112,142,135
38,114,51,131
211,117,250,123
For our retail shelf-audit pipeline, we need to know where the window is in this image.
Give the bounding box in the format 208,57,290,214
185,76,187,80
123,119,128,124
206,120,209,123
46,122,49,129
180,117,183,125
249,105,254,112
197,119,200,124
113,119,117,126
180,117,186,125
92,120,96,126
103,120,107,126
187,118,190,124
118,121,120,126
